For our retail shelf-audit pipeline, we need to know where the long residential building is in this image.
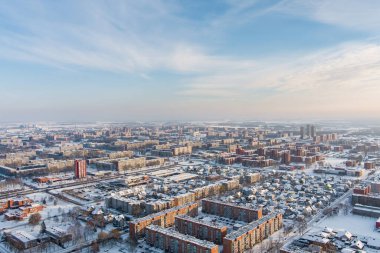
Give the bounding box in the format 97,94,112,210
202,199,263,222
175,215,228,244
146,225,219,253
223,212,283,253
129,202,198,241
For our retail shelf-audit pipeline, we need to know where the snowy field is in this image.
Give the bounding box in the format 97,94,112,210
314,213,380,238
0,192,78,231
0,184,28,193
324,157,347,167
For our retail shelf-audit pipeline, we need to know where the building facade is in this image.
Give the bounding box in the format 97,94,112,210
202,199,262,222
129,202,198,241
74,159,87,179
175,215,228,244
146,225,219,253
223,213,283,253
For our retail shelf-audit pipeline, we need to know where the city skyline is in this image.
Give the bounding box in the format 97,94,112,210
1,0,380,122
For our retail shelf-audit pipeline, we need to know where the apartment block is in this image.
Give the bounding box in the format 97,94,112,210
202,199,262,222
172,145,192,156
223,213,283,253
173,180,239,207
281,150,291,164
175,215,228,244
364,161,375,170
353,185,371,195
125,140,159,150
74,159,87,179
153,145,193,157
245,173,261,184
129,202,198,241
146,225,219,253
106,196,144,215
117,157,146,171
352,194,380,207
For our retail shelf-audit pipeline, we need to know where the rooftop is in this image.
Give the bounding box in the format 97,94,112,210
147,225,217,249
225,212,280,240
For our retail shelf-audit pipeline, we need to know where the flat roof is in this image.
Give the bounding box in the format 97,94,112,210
10,231,37,243
175,215,227,229
147,225,217,249
224,212,280,240
130,202,197,224
202,198,261,211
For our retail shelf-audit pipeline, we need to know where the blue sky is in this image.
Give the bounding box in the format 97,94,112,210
1,0,380,122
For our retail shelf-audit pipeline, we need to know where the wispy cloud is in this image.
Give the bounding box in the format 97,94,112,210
274,0,380,33
1,0,380,120
0,0,258,75
180,41,380,118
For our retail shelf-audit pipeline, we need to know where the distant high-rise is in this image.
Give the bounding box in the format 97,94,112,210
310,125,316,138
300,126,305,139
300,124,316,138
75,160,87,179
306,124,311,136
282,150,291,164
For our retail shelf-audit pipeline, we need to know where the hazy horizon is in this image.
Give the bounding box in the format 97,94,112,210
1,0,380,121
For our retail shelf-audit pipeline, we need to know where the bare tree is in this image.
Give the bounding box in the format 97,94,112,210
91,242,100,253
109,229,121,240
29,213,42,225
97,231,109,245
298,220,308,235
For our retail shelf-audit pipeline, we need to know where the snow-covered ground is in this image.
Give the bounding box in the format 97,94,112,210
0,183,28,193
0,192,78,231
324,157,347,167
314,213,379,238
28,192,77,217
96,241,140,253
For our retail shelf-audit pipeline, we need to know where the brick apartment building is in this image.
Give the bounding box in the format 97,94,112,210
175,215,228,244
173,179,240,207
152,145,192,157
281,150,291,164
364,161,375,170
74,159,86,179
129,202,198,241
245,173,261,184
352,182,380,208
223,212,283,253
202,199,262,222
146,225,219,253
353,185,371,195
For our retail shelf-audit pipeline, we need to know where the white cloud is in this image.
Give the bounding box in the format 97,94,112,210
1,0,380,120
180,42,380,118
0,0,222,74
275,0,380,33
